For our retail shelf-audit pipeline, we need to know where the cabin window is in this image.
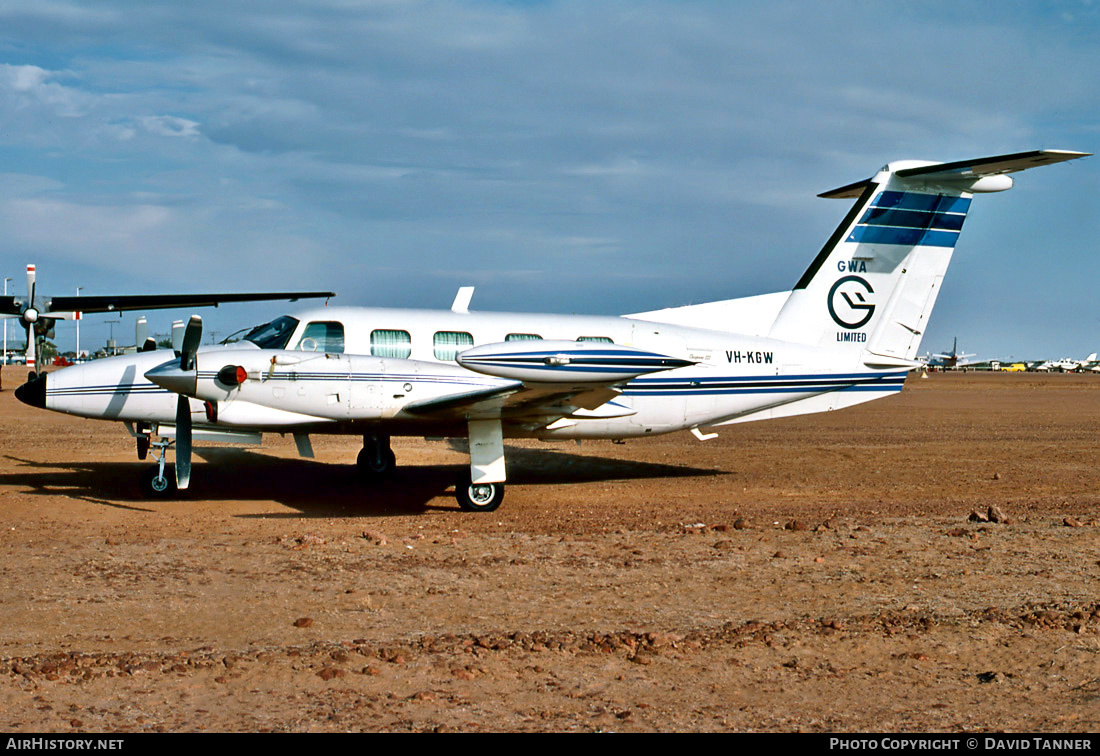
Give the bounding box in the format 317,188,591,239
370,329,412,359
505,333,543,341
433,331,474,361
295,321,345,353
577,336,614,343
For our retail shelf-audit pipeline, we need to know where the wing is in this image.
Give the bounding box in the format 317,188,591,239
42,291,335,316
403,382,630,426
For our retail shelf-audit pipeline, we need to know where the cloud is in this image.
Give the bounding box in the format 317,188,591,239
140,115,201,138
0,2,1096,355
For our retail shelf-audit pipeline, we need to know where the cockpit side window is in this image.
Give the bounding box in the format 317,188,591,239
295,321,345,353
243,316,300,349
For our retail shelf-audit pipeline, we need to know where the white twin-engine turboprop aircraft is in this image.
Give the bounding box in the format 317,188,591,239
15,149,1089,511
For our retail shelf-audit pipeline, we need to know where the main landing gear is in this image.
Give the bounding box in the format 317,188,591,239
357,434,396,481
356,423,508,512
456,419,506,512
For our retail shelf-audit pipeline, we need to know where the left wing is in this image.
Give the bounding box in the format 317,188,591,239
403,383,630,424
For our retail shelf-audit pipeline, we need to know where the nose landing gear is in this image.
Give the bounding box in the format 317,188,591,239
140,438,179,498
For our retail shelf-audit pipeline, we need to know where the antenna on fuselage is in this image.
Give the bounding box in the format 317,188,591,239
451,286,475,314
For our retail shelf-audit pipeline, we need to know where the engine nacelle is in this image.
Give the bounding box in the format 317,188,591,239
457,340,694,383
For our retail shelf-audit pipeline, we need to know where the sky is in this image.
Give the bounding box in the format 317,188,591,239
0,0,1097,362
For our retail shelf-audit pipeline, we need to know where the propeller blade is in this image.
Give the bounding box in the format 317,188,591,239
24,325,35,370
26,265,35,310
179,315,202,370
25,265,37,370
175,394,192,490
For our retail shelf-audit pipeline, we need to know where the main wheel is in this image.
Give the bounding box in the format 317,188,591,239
356,446,396,481
455,475,504,512
140,465,177,499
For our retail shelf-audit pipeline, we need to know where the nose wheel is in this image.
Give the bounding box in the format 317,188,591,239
140,464,177,498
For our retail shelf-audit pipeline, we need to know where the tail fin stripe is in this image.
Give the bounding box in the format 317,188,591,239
860,207,966,231
847,225,959,248
874,191,972,214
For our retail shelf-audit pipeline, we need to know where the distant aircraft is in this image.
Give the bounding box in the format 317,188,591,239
1035,353,1098,372
926,337,976,369
14,149,1091,512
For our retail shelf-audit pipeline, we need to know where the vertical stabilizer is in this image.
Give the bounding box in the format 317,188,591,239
768,150,1089,366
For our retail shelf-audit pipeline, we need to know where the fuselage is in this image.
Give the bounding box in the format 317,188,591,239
36,305,906,439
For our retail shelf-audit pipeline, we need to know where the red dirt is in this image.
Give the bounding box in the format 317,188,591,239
0,371,1098,732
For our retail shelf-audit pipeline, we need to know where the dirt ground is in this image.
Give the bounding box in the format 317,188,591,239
0,370,1098,732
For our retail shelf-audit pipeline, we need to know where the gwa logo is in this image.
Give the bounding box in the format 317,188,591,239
828,275,875,329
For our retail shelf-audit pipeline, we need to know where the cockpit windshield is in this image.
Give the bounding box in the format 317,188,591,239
236,315,300,349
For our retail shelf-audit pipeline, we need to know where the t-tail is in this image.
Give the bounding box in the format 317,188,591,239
768,150,1090,368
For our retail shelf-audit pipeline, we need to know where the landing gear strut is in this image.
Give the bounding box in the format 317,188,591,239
140,438,178,499
357,433,396,481
456,419,506,512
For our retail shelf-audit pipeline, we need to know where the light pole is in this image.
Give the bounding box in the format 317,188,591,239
75,287,82,360
2,277,10,366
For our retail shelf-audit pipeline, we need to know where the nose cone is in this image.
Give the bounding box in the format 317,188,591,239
15,373,47,409
144,360,196,396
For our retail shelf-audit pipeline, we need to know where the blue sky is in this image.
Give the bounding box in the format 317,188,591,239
0,1,1097,361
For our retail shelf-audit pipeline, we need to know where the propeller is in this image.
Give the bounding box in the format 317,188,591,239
0,265,73,375
173,315,202,491
0,265,53,373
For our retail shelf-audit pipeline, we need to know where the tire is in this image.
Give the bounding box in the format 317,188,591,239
356,447,396,480
455,475,504,512
140,465,177,499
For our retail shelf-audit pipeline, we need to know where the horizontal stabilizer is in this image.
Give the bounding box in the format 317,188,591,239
820,150,1090,198
893,149,1090,180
